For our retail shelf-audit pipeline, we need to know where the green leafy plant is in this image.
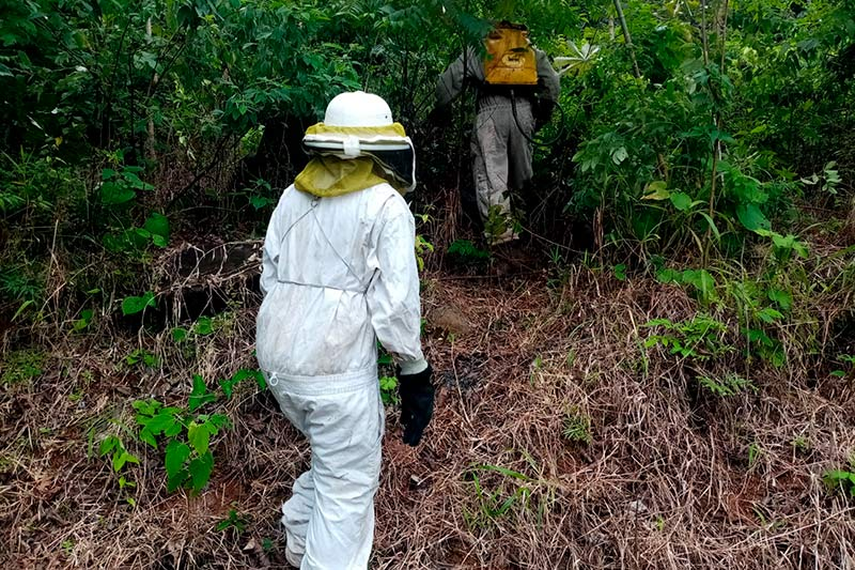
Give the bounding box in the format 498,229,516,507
823,456,855,499
122,291,156,316
99,434,141,474
126,348,159,368
134,376,232,494
379,376,400,405
219,369,267,398
415,234,435,272
171,315,225,345
447,239,491,262
697,373,757,397
463,465,534,529
644,314,732,360
72,309,94,332
193,316,215,336
656,268,718,305
462,461,555,531
748,441,762,470
1,349,44,385
238,178,276,210
216,508,248,532
99,166,153,206
754,229,810,264
172,327,189,343
801,161,842,196
830,354,855,378
562,407,592,444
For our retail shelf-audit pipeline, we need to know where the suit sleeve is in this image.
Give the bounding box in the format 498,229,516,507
536,49,561,103
436,47,483,107
366,196,426,373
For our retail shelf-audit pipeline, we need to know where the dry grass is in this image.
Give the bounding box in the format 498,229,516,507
2,251,855,569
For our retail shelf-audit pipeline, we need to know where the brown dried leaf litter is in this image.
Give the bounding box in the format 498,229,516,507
2,267,854,569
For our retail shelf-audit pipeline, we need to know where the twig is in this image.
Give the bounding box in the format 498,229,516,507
613,0,641,78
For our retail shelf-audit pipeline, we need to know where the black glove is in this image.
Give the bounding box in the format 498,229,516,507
398,363,435,446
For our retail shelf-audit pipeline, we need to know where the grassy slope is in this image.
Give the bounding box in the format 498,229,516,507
1,236,854,568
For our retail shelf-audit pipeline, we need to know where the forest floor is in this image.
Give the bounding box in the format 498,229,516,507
2,233,855,569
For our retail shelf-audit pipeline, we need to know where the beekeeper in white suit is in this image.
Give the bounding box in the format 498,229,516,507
255,91,434,569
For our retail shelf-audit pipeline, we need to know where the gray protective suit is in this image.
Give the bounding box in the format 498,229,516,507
436,46,560,239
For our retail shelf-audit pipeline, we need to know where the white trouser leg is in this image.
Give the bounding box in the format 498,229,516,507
281,470,313,563
270,373,384,570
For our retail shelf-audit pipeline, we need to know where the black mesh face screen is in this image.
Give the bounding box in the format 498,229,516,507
366,148,415,188
301,143,416,190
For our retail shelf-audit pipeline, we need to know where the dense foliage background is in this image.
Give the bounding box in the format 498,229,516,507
2,0,854,314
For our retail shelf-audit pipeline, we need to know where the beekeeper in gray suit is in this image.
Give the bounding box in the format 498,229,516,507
434,21,560,245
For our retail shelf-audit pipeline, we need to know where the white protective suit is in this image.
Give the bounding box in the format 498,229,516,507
256,122,426,566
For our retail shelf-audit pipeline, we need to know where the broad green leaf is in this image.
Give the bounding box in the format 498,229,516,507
255,371,267,390
172,327,188,342
682,269,716,302
737,203,771,232
100,182,136,205
145,410,179,436
121,171,154,191
772,234,809,258
165,440,191,479
219,376,237,398
188,422,210,455
144,213,170,239
219,369,258,398
767,289,792,310
122,291,156,316
756,307,784,324
133,399,161,415
189,374,217,412
165,421,184,438
669,192,693,211
655,268,681,283
73,308,94,331
99,435,119,456
250,195,275,210
193,316,214,335
167,469,189,492
189,451,214,493
139,430,158,449
136,51,157,70
642,181,669,200
112,449,139,472
209,414,232,431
